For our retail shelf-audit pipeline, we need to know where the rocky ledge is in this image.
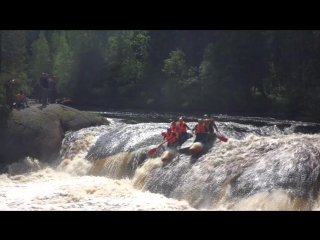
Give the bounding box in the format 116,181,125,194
0,103,109,167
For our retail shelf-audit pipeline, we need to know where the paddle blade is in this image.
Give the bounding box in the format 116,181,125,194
148,148,157,156
149,140,167,156
218,135,228,142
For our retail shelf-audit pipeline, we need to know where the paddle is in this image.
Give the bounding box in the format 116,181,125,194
148,140,166,156
217,132,228,142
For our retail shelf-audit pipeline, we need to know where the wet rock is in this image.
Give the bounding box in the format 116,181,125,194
0,104,109,166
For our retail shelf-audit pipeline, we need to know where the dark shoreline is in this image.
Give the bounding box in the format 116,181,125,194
5,99,317,124
74,105,320,124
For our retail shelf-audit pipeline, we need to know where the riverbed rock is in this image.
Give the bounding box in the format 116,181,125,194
0,104,109,166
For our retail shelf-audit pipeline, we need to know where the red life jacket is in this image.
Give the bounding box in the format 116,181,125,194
195,124,206,134
164,132,177,143
170,123,179,134
178,121,187,133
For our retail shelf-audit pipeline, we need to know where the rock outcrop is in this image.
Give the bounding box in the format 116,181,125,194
0,104,109,166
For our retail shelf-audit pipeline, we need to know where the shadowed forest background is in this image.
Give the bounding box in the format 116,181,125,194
1,30,320,120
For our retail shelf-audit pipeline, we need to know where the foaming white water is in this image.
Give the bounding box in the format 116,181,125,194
0,122,196,211
0,158,195,210
58,125,112,176
3,116,320,211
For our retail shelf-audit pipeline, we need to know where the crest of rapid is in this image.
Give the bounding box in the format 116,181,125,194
59,111,320,210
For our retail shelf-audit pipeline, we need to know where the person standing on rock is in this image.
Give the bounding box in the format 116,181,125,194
39,73,49,106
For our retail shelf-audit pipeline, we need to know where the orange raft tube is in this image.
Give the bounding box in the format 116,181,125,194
160,149,177,162
188,142,204,155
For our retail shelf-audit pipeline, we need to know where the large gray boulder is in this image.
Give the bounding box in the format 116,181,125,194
0,104,109,166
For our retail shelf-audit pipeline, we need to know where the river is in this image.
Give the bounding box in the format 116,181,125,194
2,110,320,210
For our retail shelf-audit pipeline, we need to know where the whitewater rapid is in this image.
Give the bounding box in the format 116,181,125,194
0,120,196,211
2,114,320,211
0,165,194,210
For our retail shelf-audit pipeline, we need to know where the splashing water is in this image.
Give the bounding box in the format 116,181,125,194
0,162,194,210
2,113,320,210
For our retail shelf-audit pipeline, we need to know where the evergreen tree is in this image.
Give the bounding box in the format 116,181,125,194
52,31,73,98
30,31,52,85
105,30,150,107
0,30,29,104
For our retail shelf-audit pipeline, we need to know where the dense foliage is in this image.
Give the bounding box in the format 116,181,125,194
1,30,320,119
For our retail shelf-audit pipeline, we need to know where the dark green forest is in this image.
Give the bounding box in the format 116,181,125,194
1,30,320,119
